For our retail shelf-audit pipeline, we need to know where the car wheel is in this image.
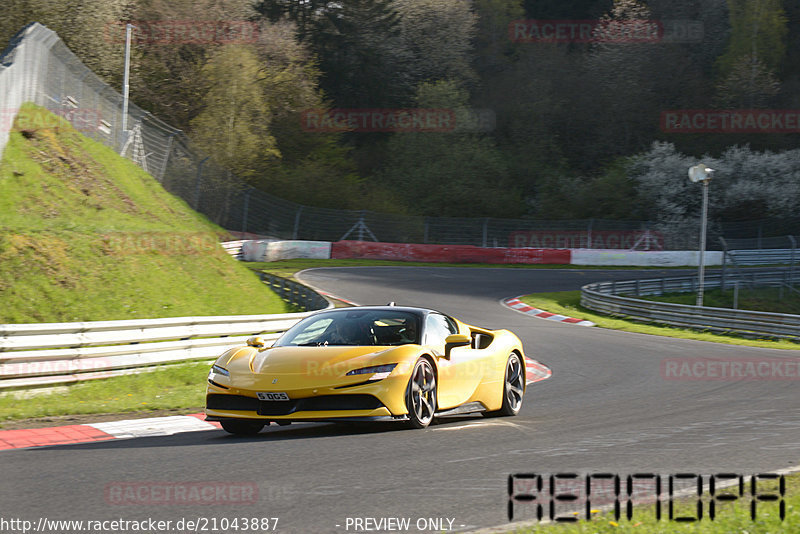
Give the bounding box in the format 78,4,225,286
485,353,524,417
405,358,437,429
220,420,265,435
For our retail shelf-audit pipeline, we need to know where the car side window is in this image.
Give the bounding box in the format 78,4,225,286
423,313,457,347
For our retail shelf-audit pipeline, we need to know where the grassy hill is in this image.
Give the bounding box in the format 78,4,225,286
0,103,289,323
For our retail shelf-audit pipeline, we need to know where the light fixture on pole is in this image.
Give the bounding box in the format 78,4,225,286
688,163,715,306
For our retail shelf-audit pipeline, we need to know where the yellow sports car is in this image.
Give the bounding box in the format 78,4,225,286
205,305,526,434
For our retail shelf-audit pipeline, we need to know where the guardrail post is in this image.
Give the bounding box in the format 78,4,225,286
719,237,728,292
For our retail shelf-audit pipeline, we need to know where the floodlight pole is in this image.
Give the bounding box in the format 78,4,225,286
688,163,714,307
697,179,710,307
121,23,133,147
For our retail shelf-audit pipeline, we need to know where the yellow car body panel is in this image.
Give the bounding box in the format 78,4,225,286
205,306,526,426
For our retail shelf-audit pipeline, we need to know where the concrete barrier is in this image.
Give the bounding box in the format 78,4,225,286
330,241,571,264
239,239,723,267
241,240,331,262
572,249,724,267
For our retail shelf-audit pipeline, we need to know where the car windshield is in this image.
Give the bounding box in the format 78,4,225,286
274,310,421,347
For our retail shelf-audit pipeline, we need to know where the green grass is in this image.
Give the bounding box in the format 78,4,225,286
0,362,210,425
0,103,290,322
511,473,798,533
642,286,800,315
519,291,800,350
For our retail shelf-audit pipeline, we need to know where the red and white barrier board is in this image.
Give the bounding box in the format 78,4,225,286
331,241,571,264
235,239,721,267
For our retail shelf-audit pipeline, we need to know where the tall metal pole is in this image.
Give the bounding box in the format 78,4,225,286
121,24,133,143
696,180,709,306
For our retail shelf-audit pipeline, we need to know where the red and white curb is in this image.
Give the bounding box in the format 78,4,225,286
524,358,552,384
503,296,595,327
0,413,219,451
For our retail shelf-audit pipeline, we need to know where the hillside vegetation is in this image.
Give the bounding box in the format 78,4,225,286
0,104,289,323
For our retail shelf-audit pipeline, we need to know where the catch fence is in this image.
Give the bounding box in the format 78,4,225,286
2,23,799,250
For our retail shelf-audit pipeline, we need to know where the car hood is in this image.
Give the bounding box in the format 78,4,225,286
249,345,402,375
218,344,421,387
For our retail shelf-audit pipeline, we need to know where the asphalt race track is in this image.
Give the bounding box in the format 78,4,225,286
3,267,799,533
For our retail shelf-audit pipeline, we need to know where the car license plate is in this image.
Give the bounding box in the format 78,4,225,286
257,392,289,401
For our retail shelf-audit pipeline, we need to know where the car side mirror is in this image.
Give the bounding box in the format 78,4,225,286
247,336,267,349
444,334,471,359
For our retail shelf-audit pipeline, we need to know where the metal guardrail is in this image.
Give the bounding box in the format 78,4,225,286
581,270,800,341
0,313,307,389
726,248,798,266
0,277,331,390
262,274,330,311
221,240,246,260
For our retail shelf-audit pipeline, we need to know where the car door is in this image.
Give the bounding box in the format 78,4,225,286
424,313,485,409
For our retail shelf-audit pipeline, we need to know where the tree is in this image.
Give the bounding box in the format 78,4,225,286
0,0,133,83
189,45,278,180
716,0,788,76
127,0,258,130
629,141,800,225
577,0,685,164
255,0,414,108
395,0,478,88
716,54,781,107
375,81,522,217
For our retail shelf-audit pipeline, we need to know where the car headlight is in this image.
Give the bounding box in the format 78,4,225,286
208,364,230,380
346,363,397,381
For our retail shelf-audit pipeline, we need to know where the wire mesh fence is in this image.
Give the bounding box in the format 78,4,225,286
3,22,799,251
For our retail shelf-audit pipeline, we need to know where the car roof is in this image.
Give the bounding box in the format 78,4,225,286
309,305,441,317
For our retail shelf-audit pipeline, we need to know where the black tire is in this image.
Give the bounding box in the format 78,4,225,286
405,358,437,429
220,420,265,435
484,353,525,417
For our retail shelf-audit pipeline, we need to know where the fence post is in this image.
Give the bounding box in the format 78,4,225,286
482,218,489,248
242,188,252,233
587,219,593,249
719,237,728,292
789,235,797,287
156,131,177,182
193,157,209,210
293,206,303,240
